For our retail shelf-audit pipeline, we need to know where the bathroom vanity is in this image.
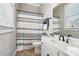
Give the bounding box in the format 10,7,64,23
41,35,79,56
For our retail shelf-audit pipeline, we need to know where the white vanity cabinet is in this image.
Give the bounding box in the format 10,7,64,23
41,36,68,56
41,37,58,56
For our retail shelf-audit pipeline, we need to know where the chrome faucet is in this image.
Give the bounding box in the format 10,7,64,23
59,35,65,42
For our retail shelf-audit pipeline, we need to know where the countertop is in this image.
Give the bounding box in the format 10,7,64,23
42,35,79,56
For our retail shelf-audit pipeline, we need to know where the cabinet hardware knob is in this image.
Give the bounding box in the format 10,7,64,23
47,54,50,56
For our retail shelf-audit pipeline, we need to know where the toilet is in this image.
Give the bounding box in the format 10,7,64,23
32,41,41,54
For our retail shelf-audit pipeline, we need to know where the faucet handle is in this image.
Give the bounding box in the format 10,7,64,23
66,38,71,43
68,34,72,37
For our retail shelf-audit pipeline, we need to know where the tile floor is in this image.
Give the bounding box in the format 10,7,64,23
15,48,41,56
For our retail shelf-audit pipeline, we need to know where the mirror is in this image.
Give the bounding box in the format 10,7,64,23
53,3,79,31
64,3,79,29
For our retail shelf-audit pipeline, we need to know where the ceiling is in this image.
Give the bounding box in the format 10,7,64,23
26,3,41,7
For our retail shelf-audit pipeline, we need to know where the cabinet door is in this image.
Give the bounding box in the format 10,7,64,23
41,38,58,56
46,48,54,56
41,47,47,56
51,47,58,56
45,41,58,56
41,40,47,56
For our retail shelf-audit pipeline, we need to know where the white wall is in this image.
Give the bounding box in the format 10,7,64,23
0,32,16,56
0,3,16,56
40,3,60,35
15,3,40,13
0,4,2,17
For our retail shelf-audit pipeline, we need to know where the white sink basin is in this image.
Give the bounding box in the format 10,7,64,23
51,39,79,56
51,39,69,50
